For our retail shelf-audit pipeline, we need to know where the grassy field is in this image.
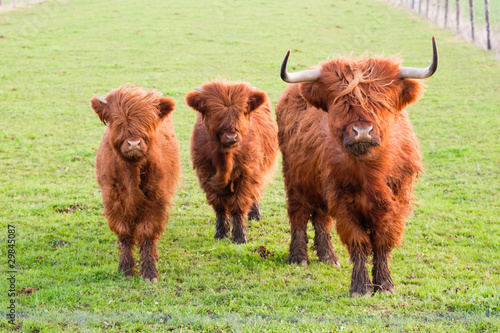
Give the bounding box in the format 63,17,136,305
0,0,499,331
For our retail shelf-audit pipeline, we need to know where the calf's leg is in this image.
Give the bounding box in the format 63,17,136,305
136,220,162,282
117,234,136,276
248,202,262,221
214,206,230,239
109,218,136,276
139,238,159,282
231,211,247,244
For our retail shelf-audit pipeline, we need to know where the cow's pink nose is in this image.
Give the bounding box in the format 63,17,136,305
225,134,238,143
352,125,373,141
127,140,141,150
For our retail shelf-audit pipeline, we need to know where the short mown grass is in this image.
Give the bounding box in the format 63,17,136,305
0,0,499,332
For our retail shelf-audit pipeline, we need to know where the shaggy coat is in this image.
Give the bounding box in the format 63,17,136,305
92,84,180,282
276,56,424,296
186,81,278,243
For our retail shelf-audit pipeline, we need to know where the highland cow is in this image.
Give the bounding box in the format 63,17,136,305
186,81,278,243
276,38,438,296
91,84,180,282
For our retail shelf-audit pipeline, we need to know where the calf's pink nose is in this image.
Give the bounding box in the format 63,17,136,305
127,140,141,150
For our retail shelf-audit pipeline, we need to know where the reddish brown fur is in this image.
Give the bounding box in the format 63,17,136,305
276,56,424,296
91,84,180,282
186,81,278,243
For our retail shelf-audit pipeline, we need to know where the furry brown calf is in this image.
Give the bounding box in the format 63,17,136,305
91,84,180,282
276,39,438,296
186,81,278,243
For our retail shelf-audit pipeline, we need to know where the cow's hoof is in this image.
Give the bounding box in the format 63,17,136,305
319,257,341,267
214,232,230,239
232,236,248,244
248,204,262,221
289,255,308,266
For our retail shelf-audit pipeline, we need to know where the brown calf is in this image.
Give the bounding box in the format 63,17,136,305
91,84,180,282
186,81,278,243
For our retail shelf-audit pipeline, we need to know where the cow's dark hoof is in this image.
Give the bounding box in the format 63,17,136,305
319,256,341,267
248,203,262,221
232,234,248,244
288,254,308,266
214,231,230,239
118,258,136,277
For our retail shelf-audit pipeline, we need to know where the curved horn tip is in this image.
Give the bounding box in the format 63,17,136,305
280,50,291,82
398,37,438,79
96,96,107,104
194,87,204,92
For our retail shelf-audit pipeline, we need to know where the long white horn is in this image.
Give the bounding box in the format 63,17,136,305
96,96,107,104
399,37,438,79
280,50,322,83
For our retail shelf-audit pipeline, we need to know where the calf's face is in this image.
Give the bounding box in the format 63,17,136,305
91,88,175,162
186,83,266,151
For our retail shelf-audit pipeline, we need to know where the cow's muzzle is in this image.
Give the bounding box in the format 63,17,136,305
220,132,239,148
121,138,146,160
343,122,381,156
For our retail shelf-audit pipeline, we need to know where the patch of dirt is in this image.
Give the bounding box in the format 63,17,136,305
55,203,84,214
253,245,274,259
17,287,37,296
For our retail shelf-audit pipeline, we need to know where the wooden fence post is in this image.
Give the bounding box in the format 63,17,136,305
445,0,449,27
485,0,491,50
469,0,475,41
436,0,441,23
456,0,460,32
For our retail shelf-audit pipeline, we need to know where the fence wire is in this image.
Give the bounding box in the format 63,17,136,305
385,0,499,55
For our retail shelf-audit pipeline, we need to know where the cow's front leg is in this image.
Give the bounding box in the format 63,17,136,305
214,206,230,239
312,210,340,267
109,218,136,276
231,211,247,244
348,245,371,297
248,202,262,221
372,249,395,294
287,197,311,266
336,214,372,296
117,234,136,276
371,227,399,294
136,221,162,282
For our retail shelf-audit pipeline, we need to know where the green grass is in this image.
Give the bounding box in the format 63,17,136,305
0,0,499,331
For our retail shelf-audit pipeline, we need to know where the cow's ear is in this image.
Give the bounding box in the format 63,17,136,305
91,96,110,125
397,79,424,111
246,90,266,114
185,90,206,114
299,81,330,112
158,97,175,119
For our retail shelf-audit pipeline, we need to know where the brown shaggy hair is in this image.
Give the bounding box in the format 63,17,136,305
186,80,278,243
91,84,180,282
276,56,425,296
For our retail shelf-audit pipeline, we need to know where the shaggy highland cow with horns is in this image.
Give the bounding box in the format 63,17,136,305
276,38,438,296
91,84,180,282
186,81,278,244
